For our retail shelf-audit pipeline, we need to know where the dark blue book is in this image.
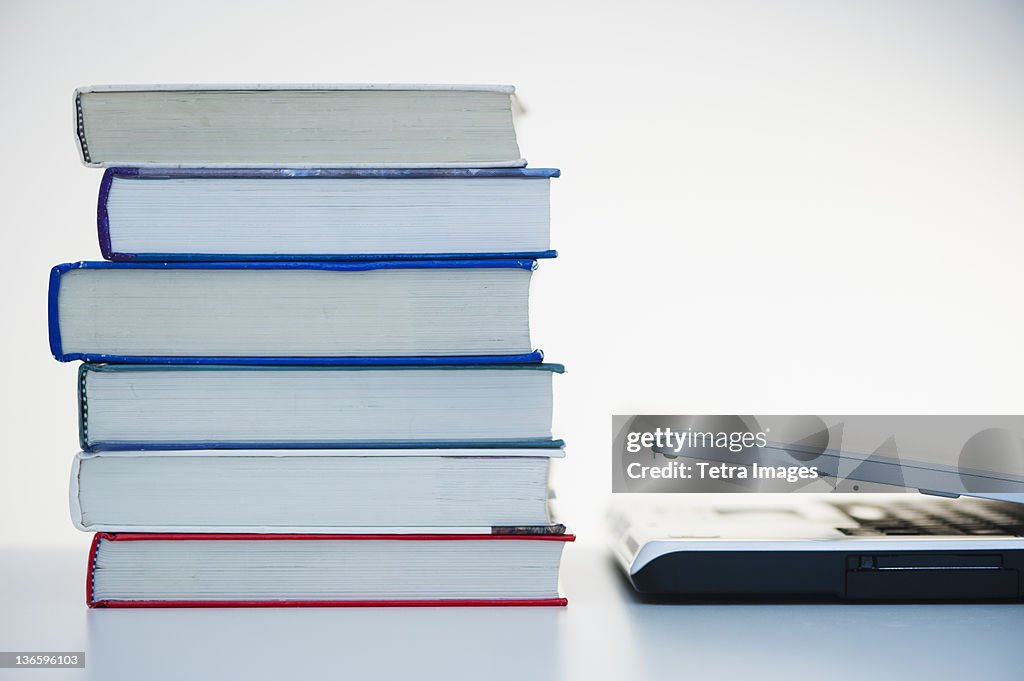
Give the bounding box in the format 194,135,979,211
98,167,559,262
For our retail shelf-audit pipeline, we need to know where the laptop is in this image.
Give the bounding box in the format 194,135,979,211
609,416,1024,601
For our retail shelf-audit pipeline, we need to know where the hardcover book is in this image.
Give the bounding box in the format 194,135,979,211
87,532,574,607
99,167,559,261
70,448,565,532
75,84,524,168
49,260,540,363
75,363,563,451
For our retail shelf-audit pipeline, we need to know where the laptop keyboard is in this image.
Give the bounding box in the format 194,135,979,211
833,500,1024,537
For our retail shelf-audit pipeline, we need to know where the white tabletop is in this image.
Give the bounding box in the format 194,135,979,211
2,539,1022,680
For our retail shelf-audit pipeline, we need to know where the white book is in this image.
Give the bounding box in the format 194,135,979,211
70,449,564,533
75,84,525,168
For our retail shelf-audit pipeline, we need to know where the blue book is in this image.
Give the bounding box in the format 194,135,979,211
49,260,543,365
98,167,559,262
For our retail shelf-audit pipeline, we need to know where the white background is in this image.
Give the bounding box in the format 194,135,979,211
2,0,1024,551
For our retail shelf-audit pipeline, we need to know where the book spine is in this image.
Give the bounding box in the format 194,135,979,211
78,364,89,449
97,169,138,261
73,90,91,166
86,533,101,606
47,264,68,360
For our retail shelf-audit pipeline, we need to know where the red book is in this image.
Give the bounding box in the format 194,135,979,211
88,532,573,608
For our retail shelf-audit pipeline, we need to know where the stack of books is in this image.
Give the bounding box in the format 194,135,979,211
52,84,571,607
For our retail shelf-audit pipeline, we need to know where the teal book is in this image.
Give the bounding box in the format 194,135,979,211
77,363,564,451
